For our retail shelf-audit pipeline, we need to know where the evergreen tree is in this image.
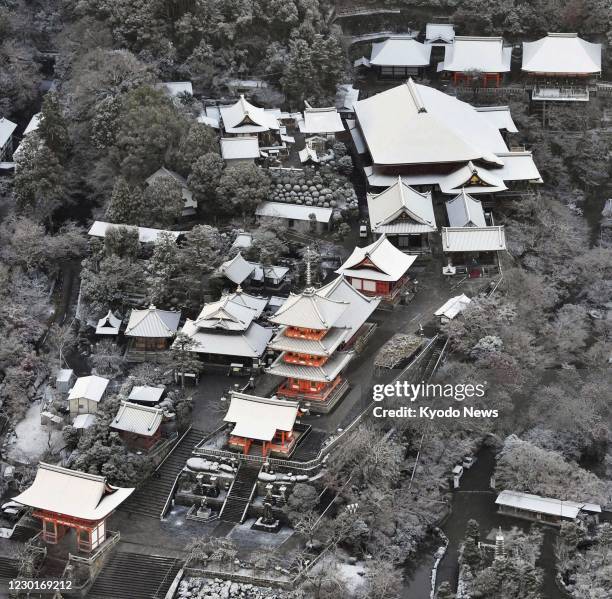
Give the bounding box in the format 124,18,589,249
39,92,70,159
215,163,270,222
465,519,480,545
104,226,140,259
170,332,203,388
177,123,220,172
143,175,184,228
147,232,180,305
436,582,455,599
106,177,145,224
187,152,225,218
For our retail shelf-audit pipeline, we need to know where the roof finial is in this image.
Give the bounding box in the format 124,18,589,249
305,245,312,288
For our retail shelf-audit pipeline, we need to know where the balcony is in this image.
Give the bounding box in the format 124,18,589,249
532,86,589,102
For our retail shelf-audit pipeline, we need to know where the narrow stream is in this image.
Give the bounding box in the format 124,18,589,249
402,446,569,598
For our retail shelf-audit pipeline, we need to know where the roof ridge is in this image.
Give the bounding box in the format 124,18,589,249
405,79,426,113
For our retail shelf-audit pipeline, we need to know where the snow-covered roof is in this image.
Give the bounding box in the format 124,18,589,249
145,167,188,189
220,96,280,133
88,221,183,244
364,151,542,190
159,81,193,96
298,106,345,134
220,252,255,284
220,136,260,161
335,84,359,112
194,294,260,332
56,369,74,383
68,375,109,403
370,37,432,67
522,33,601,75
267,351,353,382
354,80,507,167
128,386,165,404
180,320,273,358
125,306,181,338
256,201,333,224
439,36,512,73
441,226,507,252
299,146,320,164
269,326,350,357
224,392,299,442
367,176,437,234
425,23,455,44
318,276,381,339
0,117,17,148
197,113,220,129
440,161,507,194
337,235,417,283
496,490,601,519
231,232,253,249
13,463,134,520
270,288,349,330
251,264,290,283
95,310,121,335
72,413,96,429
445,190,487,228
435,294,472,320
111,401,163,437
475,106,518,133
23,113,42,136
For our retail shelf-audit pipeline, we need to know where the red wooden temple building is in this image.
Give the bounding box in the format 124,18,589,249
266,285,355,411
223,392,300,457
336,235,417,303
110,401,164,451
13,463,134,552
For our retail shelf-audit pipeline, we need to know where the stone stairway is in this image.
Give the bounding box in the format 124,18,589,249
10,514,40,542
87,552,181,599
120,428,206,519
0,557,19,580
420,336,448,382
219,462,261,524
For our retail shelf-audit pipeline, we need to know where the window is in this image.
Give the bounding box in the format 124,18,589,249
363,280,376,292
350,278,362,290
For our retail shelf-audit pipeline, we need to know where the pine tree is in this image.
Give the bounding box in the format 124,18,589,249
178,123,220,172
170,332,203,388
143,175,184,228
215,164,270,223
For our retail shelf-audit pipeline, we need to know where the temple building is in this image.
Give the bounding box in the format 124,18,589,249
366,176,437,252
522,33,602,102
438,36,512,87
125,306,181,352
441,225,507,277
351,80,541,193
360,35,432,79
95,310,121,336
110,401,164,451
425,23,455,46
336,235,417,302
297,103,345,139
266,286,354,411
13,463,134,552
445,189,488,228
223,392,300,457
216,95,292,156
179,289,272,369
219,252,289,291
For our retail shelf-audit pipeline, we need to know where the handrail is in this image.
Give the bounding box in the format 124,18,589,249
159,426,193,520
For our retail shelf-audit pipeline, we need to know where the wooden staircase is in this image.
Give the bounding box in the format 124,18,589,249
219,462,261,524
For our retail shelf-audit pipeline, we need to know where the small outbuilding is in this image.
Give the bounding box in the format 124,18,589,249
441,226,507,277
127,385,165,405
0,117,17,161
256,201,333,233
220,137,260,165
366,36,432,78
67,375,110,417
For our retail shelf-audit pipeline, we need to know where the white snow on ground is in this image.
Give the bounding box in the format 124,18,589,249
6,401,63,463
338,562,367,593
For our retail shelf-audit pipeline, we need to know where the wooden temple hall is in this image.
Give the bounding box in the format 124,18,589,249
13,463,134,552
223,392,301,457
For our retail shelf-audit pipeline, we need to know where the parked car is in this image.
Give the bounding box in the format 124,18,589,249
359,223,368,238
